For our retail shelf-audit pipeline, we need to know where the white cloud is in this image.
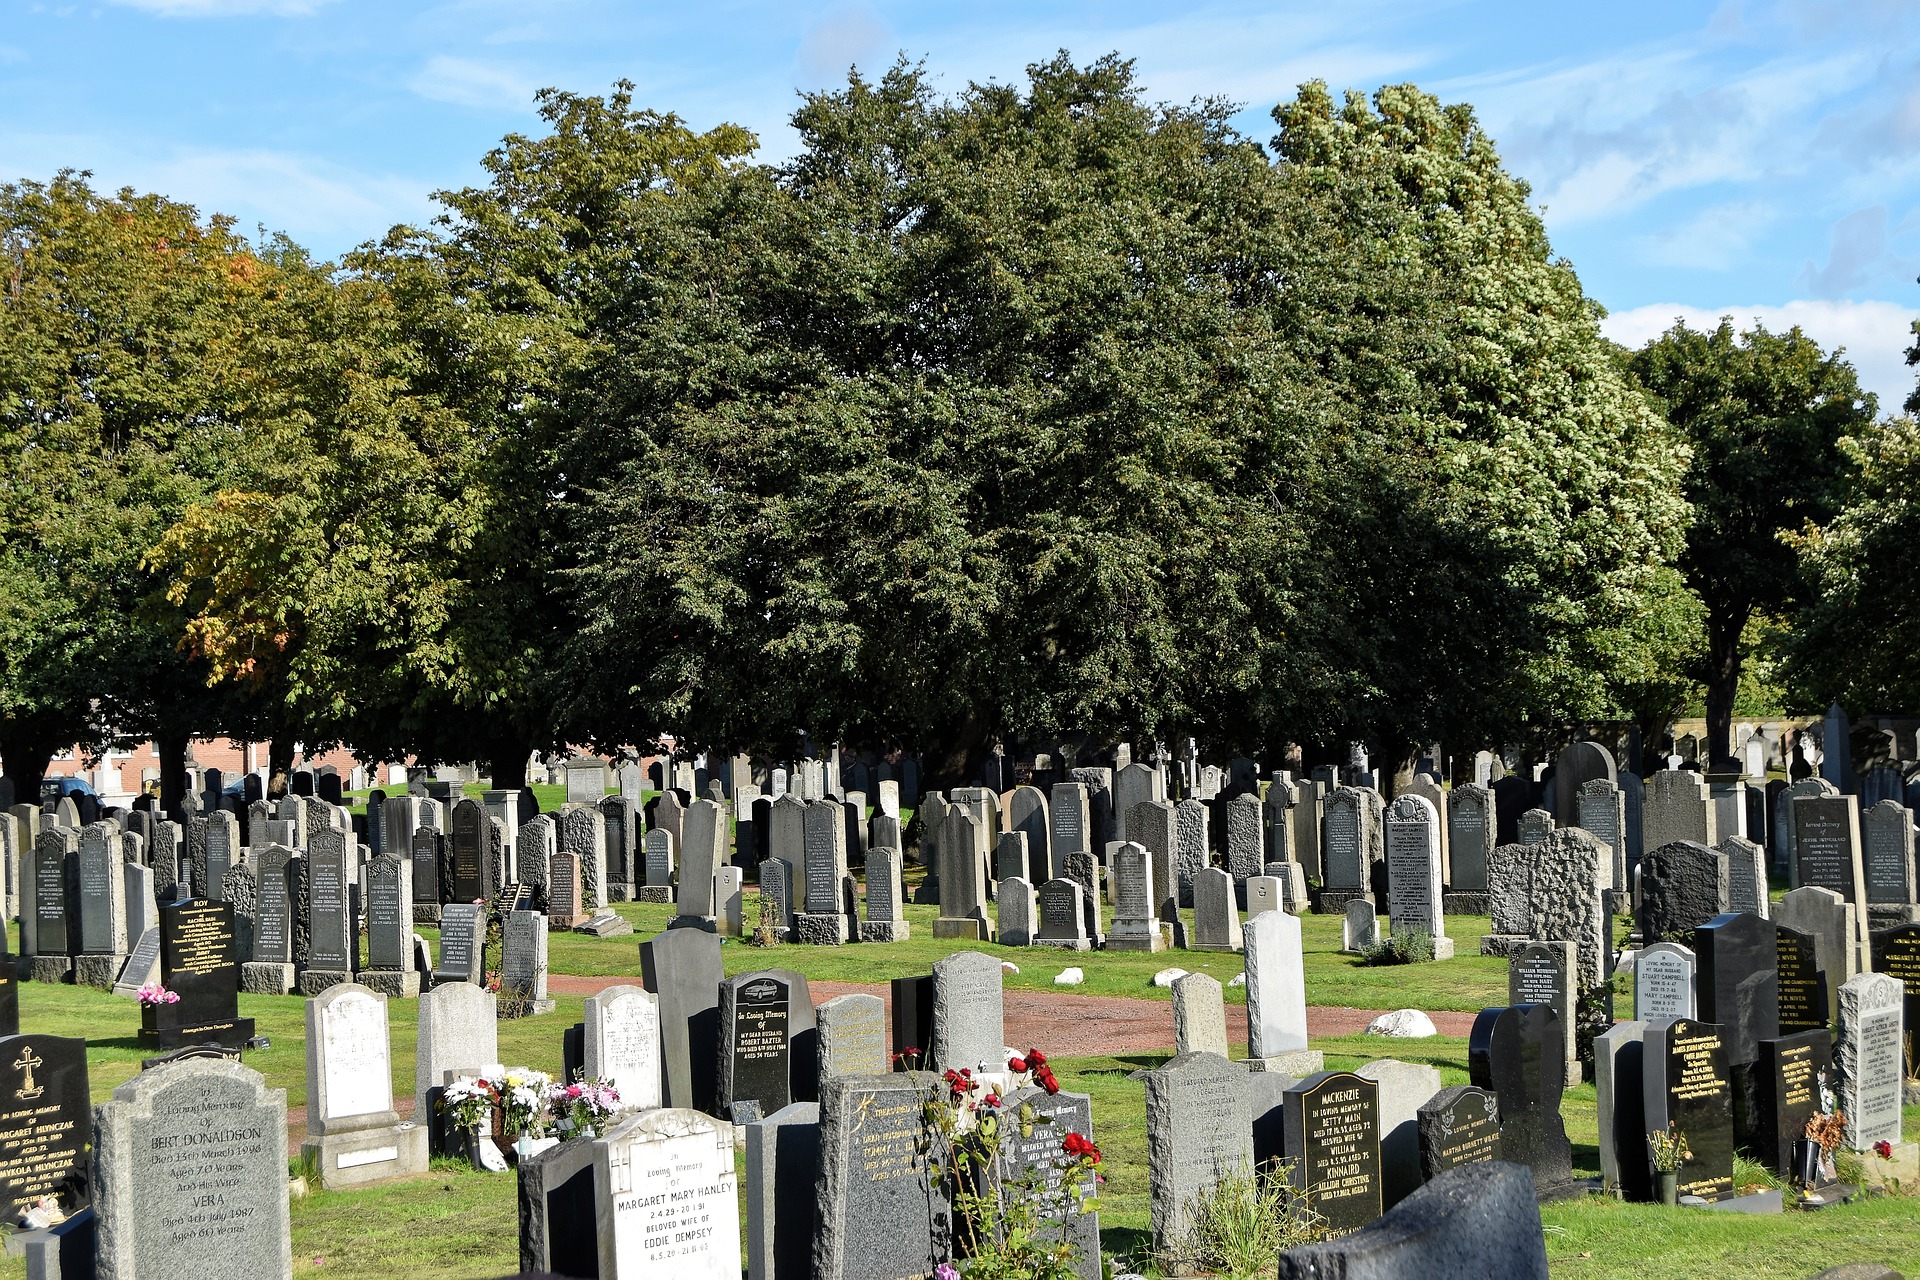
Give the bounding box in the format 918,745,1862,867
107,0,331,15
1600,299,1918,414
406,55,536,112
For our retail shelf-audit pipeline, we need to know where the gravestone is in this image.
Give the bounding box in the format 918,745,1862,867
1574,777,1628,895
813,1073,949,1280
640,927,723,1114
1719,835,1769,917
1482,828,1608,987
432,902,486,986
1173,799,1209,907
1322,787,1369,898
995,876,1037,946
1105,843,1165,952
75,823,129,989
414,982,498,1154
1754,1030,1834,1176
548,851,583,928
583,985,662,1111
93,1058,290,1280
599,794,640,903
640,828,675,904
1049,782,1091,886
1468,1005,1573,1201
591,1109,739,1278
1509,942,1577,1076
1862,799,1918,916
0,1034,90,1220
1776,922,1828,1034
1792,794,1867,952
1516,809,1553,846
1872,921,1920,1075
31,826,77,982
931,950,1003,1072
1173,971,1229,1057
1342,899,1378,953
672,799,728,932
994,831,1030,885
1594,1021,1650,1200
242,843,296,995
1416,1084,1502,1182
933,810,992,942
862,847,908,942
298,836,355,996
1644,769,1717,850
1008,785,1050,882
301,984,428,1188
1035,877,1092,950
1384,794,1451,958
1642,1018,1735,1200
361,852,418,999
409,827,443,924
1145,1050,1253,1250
1279,1071,1383,1236
1357,1058,1442,1211
998,1085,1102,1280
143,898,254,1050
1838,972,1904,1151
795,800,849,944
1273,1161,1549,1280
447,800,496,905
1225,793,1264,892
501,909,554,1014
745,1102,820,1280
1445,784,1494,905
720,971,794,1123
1695,910,1780,1069
1638,840,1727,943
1189,866,1242,953
815,993,887,1085
1776,885,1856,1026
1244,911,1320,1075
1634,942,1697,1021
1245,873,1283,920
557,806,606,913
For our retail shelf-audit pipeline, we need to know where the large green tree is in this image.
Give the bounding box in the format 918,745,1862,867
1626,319,1874,763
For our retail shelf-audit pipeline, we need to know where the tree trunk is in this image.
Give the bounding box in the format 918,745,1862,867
0,722,56,807
1387,744,1419,799
267,733,296,796
488,730,533,792
1704,606,1749,770
158,729,190,824
922,710,993,793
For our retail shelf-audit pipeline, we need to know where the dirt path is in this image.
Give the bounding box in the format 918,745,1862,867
546,974,1478,1055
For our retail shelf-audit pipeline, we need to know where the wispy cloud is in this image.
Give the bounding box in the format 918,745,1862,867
407,55,536,112
107,0,332,15
1633,199,1779,271
1601,298,1918,414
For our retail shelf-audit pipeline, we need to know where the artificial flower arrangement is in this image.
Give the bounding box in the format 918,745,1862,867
441,1069,623,1166
917,1048,1101,1280
547,1078,622,1138
135,982,180,1007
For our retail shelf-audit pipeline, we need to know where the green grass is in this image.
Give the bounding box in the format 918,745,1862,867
8,896,1918,1277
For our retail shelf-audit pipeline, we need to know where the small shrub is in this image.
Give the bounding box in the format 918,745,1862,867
1358,928,1434,966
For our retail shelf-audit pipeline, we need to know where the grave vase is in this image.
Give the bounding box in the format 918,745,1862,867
1656,1169,1678,1206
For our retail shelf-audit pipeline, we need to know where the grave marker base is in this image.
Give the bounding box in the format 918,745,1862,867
1105,925,1170,952
240,961,296,995
667,914,718,933
859,921,908,942
360,969,422,998
1443,892,1491,915
303,1120,429,1190
796,912,850,944
296,968,354,996
74,953,124,990
932,917,988,941
573,911,633,937
1248,1050,1324,1075
137,1004,256,1050
1318,890,1370,915
413,904,443,924
29,957,73,984
637,886,674,904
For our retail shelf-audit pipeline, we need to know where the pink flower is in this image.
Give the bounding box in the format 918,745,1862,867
935,1266,960,1280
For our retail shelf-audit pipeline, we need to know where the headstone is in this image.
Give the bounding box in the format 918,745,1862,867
1516,809,1553,846
1642,1017,1735,1200
1792,794,1867,947
1189,866,1243,953
1837,972,1903,1151
1776,885,1856,1024
1468,1005,1573,1200
1645,768,1717,852
1105,843,1165,952
1776,922,1829,1034
591,1109,739,1278
584,985,663,1111
1638,840,1726,943
93,1058,291,1280
1508,942,1577,1075
414,982,498,1152
501,909,553,1013
672,798,727,931
1145,1050,1253,1250
1357,1057,1441,1210
1384,794,1450,957
0,1034,90,1220
815,993,887,1085
1323,787,1369,894
1416,1084,1502,1182
1172,969,1231,1060
1754,1030,1834,1176
300,983,428,1187
640,927,723,1113
993,831,1030,885
930,950,1004,1072
1594,1020,1650,1200
1034,877,1092,950
1007,785,1050,882
1482,828,1608,987
814,1073,949,1280
720,971,795,1123
1273,1161,1550,1280
1719,835,1768,917
1446,784,1494,897
1244,911,1320,1075
547,851,583,928
1279,1070,1383,1235
432,902,486,986
1574,777,1627,896
1862,798,1917,909
1634,941,1697,1021
599,794,640,903
745,1102,820,1280
299,833,355,994
1173,799,1208,907
861,847,908,942
144,898,255,1049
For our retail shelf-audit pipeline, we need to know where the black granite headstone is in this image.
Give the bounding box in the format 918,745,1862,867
1754,1031,1834,1177
721,972,793,1124
1870,923,1920,1075
1644,1018,1735,1201
1468,1005,1573,1201
0,1034,90,1219
143,899,254,1049
890,974,934,1069
1280,1071,1383,1237
1776,924,1828,1035
1695,911,1779,1149
1415,1084,1502,1181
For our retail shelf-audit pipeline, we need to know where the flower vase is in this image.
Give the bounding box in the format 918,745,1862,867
1657,1170,1678,1206
1793,1139,1825,1188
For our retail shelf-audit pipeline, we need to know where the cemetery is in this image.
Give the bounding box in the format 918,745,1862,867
6,10,1920,1278
0,737,1912,1278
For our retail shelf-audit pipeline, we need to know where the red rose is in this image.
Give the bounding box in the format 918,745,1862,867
1026,1049,1047,1066
1876,1141,1894,1158
1008,1056,1028,1073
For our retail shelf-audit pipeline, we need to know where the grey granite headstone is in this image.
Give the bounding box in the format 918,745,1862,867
1358,1057,1443,1209
1275,1161,1548,1280
813,1073,949,1280
640,927,724,1114
93,1058,290,1280
1035,877,1092,950
1638,840,1728,943
1446,785,1493,894
816,993,887,1086
746,1102,819,1280
1145,1050,1253,1250
413,982,497,1150
1838,971,1903,1151
501,910,552,1012
861,847,907,941
1720,835,1769,917
300,983,428,1188
999,1085,1101,1280
931,950,1004,1072
583,984,662,1111
995,876,1037,946
1172,971,1229,1057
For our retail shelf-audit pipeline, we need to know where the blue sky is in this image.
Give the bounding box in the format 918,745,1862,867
4,0,1918,410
